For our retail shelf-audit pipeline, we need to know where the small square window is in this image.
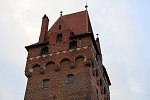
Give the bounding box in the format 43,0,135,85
69,41,77,49
41,47,48,55
66,74,74,83
43,79,49,88
56,34,62,42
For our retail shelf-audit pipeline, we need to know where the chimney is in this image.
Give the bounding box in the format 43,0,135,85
39,14,49,42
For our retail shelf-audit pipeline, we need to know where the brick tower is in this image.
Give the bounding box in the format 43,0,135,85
24,10,111,100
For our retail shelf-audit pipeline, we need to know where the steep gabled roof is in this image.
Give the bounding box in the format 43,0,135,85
49,10,93,35
49,17,70,33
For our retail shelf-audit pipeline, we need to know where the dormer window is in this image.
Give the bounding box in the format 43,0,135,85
59,25,61,30
69,41,77,49
56,34,62,42
41,47,48,55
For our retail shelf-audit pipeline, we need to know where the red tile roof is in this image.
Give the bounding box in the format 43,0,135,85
49,10,93,35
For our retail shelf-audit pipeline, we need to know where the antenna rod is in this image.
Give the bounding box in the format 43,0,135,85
60,11,63,18
96,34,99,38
85,1,88,10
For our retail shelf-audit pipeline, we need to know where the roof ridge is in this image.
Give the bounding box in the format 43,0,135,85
62,10,87,17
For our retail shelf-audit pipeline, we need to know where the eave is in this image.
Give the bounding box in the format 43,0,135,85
102,65,111,85
25,42,49,51
69,32,100,55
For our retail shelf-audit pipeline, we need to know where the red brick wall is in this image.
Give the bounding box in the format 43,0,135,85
24,56,92,100
24,15,110,100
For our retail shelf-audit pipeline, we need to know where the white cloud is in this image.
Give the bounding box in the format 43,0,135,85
0,84,14,100
128,79,144,94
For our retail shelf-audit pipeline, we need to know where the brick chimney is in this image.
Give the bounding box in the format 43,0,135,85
39,14,49,42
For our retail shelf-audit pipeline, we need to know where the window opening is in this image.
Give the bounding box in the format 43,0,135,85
96,69,98,77
70,32,74,36
104,87,106,94
66,74,74,83
43,79,49,88
56,34,62,42
100,78,103,86
69,41,77,49
41,47,48,55
59,25,61,30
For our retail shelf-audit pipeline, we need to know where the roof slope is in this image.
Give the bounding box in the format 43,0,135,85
49,10,93,35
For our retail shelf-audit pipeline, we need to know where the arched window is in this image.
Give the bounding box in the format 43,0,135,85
41,47,48,55
42,79,49,88
69,41,77,49
66,74,74,83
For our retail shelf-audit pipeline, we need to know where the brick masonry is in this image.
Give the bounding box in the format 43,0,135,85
24,10,111,100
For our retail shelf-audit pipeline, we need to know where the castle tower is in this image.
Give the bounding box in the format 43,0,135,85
24,10,111,100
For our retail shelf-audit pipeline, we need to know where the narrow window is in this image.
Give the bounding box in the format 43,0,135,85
104,87,106,94
100,78,103,86
69,41,77,49
41,47,48,55
66,74,74,83
59,25,61,30
56,34,62,42
96,69,99,78
70,32,74,36
43,79,49,88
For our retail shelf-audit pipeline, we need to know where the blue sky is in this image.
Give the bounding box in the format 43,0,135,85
0,0,150,100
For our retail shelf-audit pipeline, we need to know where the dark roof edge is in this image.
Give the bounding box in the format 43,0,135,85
102,65,111,85
62,10,86,17
25,42,49,51
69,32,100,55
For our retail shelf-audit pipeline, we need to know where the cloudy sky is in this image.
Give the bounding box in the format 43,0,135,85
0,0,150,100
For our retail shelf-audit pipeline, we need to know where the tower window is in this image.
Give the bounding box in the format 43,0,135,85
41,47,48,55
56,34,62,42
59,25,61,30
96,69,99,77
42,79,49,88
70,32,74,36
66,74,74,83
100,78,103,86
69,41,77,49
104,87,106,94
